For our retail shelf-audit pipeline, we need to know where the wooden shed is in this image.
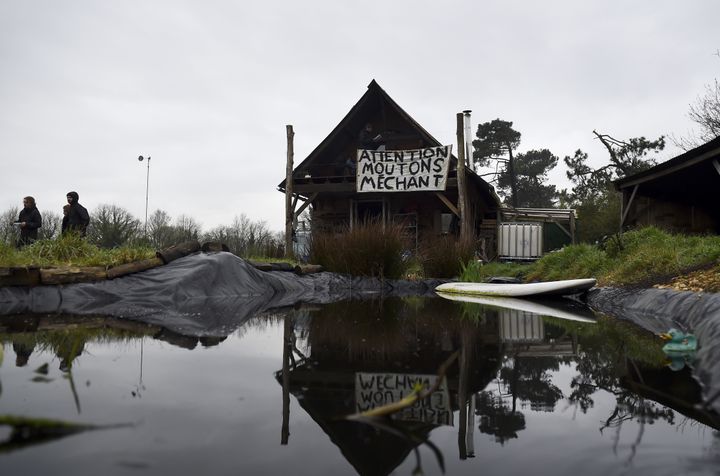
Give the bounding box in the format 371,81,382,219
614,136,720,234
278,80,500,254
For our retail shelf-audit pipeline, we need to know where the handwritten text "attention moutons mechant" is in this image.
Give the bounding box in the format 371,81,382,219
356,145,452,193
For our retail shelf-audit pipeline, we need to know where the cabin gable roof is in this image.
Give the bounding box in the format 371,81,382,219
278,80,499,206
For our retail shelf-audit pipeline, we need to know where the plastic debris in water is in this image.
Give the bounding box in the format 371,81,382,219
659,328,698,371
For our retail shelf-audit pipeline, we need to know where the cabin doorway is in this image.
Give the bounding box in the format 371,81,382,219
351,199,387,227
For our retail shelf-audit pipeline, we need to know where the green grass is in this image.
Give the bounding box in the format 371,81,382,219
525,243,606,282
0,234,155,268
460,227,720,287
460,260,530,282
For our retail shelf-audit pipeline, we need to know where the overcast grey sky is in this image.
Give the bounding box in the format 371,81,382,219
1,1,718,232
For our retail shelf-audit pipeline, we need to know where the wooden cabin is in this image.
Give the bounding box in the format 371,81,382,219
614,136,720,234
278,80,500,254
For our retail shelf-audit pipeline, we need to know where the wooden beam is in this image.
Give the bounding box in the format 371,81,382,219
435,192,460,217
294,192,318,220
543,220,573,240
620,184,638,230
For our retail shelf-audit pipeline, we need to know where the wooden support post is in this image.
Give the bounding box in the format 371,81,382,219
285,125,295,259
294,192,318,221
620,184,638,231
456,113,470,241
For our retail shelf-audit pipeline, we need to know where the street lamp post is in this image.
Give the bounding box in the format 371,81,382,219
138,155,151,236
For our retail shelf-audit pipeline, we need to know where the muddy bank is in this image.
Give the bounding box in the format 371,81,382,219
587,286,720,414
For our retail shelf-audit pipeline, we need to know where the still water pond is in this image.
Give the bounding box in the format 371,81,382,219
1,297,718,475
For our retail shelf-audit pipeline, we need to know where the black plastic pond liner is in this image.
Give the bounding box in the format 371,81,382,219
587,287,720,415
0,252,443,338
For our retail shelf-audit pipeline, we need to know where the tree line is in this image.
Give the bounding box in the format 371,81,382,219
0,205,284,258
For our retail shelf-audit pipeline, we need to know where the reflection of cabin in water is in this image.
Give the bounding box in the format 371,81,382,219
278,80,501,254
276,299,503,475
615,136,720,233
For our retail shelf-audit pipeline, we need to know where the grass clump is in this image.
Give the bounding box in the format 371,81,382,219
460,260,530,282
458,227,720,287
309,220,410,279
0,234,155,268
419,236,475,278
600,227,720,285
462,227,720,285
525,243,606,282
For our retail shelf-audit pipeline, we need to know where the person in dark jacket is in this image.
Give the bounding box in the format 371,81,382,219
16,196,42,248
61,191,90,236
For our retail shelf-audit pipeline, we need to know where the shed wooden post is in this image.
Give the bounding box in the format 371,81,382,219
285,125,295,259
456,113,470,241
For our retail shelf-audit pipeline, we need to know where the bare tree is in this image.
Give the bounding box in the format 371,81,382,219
38,211,63,240
202,214,277,257
87,204,141,248
171,214,201,243
147,209,176,249
0,206,20,246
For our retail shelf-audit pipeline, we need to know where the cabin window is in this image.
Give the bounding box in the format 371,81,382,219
439,213,459,235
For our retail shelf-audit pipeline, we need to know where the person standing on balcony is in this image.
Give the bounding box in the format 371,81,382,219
358,122,385,150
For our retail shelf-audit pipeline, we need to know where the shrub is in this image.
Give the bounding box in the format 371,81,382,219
309,220,410,279
419,235,475,278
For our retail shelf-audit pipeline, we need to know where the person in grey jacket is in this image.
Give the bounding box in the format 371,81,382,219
61,191,90,236
16,196,42,248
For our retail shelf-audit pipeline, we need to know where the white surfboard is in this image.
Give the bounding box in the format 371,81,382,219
435,278,596,297
435,292,597,323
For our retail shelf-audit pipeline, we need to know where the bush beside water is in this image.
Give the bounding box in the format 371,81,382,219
309,220,410,279
419,235,475,279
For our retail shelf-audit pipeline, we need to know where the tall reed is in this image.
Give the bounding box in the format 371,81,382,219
309,220,410,279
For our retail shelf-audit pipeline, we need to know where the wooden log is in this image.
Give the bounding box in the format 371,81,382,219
201,242,230,253
0,267,42,287
40,266,108,285
269,262,295,272
156,240,201,264
107,257,164,279
247,260,295,272
294,264,324,275
248,260,273,271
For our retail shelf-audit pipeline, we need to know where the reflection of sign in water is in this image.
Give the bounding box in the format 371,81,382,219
355,373,453,426
356,146,452,193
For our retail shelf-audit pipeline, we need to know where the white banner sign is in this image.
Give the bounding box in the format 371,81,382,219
356,145,452,193
355,372,453,426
